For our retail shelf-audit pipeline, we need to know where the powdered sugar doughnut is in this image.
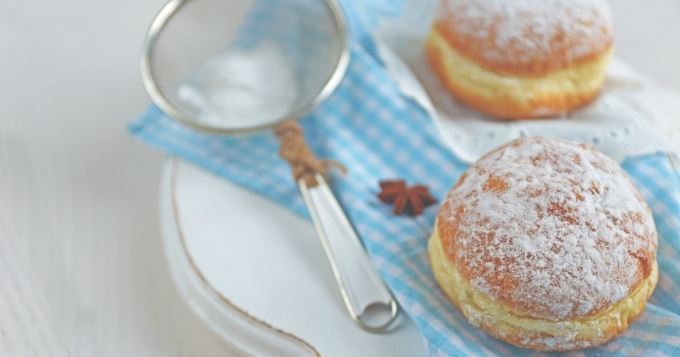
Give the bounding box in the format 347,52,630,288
429,137,658,351
426,0,614,119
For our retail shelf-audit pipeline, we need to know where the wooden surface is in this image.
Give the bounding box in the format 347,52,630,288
0,1,678,356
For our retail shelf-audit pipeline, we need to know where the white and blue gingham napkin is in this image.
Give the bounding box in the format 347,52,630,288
130,0,680,355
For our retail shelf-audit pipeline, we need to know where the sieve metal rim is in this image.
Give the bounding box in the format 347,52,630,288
140,0,350,135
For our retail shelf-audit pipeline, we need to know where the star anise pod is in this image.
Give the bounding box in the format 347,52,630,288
378,179,437,216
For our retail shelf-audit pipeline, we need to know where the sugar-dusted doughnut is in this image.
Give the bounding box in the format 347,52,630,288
426,0,614,119
429,137,658,350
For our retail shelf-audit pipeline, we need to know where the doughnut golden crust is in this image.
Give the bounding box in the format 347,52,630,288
427,0,614,119
429,137,658,351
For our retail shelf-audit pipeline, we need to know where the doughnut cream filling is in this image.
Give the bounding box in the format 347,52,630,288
427,28,612,107
429,225,658,348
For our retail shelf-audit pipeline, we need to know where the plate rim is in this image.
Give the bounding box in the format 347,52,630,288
162,157,321,356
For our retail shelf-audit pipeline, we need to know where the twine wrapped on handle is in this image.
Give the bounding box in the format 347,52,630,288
274,119,347,187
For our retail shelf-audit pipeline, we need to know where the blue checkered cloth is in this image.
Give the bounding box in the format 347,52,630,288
130,0,680,355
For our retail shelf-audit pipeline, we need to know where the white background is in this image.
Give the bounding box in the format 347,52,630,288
0,1,678,356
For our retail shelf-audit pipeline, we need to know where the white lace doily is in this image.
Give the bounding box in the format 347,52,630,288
375,0,680,163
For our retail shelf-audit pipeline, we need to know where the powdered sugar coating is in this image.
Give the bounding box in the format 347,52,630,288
438,137,657,320
435,0,613,74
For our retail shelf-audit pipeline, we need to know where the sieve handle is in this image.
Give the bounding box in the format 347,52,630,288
297,174,398,333
670,153,680,180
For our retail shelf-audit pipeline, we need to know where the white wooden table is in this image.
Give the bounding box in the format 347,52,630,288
1,1,678,356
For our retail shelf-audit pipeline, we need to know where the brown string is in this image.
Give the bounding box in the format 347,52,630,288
274,119,347,187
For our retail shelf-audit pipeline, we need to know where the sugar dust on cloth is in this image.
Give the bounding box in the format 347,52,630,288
178,42,298,129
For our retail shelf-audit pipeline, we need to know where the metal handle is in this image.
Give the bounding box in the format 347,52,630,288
298,174,398,333
669,153,680,180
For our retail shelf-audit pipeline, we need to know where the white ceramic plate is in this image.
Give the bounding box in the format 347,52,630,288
160,158,426,356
